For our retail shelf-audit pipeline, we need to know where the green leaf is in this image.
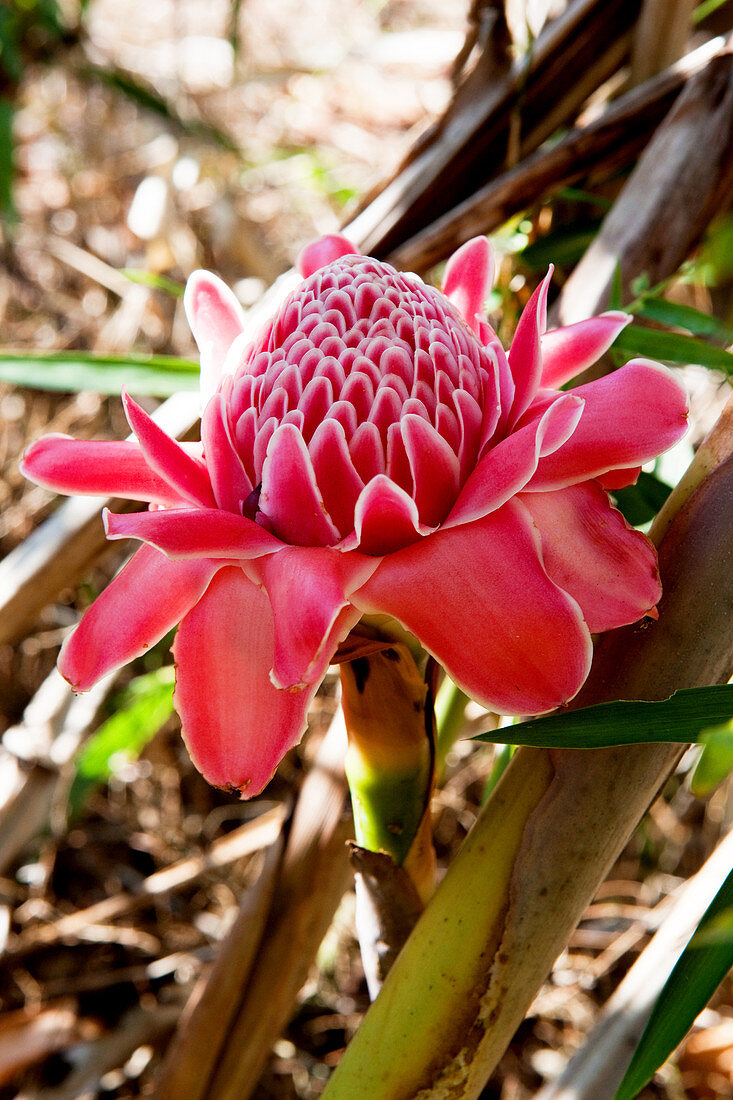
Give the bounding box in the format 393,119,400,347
119,269,184,297
612,471,672,527
520,227,598,270
698,213,733,284
614,868,733,1100
0,98,15,219
554,187,612,211
473,686,733,749
693,0,730,24
690,719,733,796
0,350,199,395
690,906,733,947
613,325,733,374
482,742,514,804
70,668,175,814
630,272,650,298
633,297,733,344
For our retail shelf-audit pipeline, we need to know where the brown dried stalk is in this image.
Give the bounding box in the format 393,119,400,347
535,827,733,1100
348,0,640,256
389,38,725,274
557,42,733,326
630,0,697,85
153,712,353,1100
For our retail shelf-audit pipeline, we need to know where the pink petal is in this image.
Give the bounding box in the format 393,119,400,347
260,424,341,546
352,498,592,715
528,359,689,491
173,566,318,796
349,421,386,481
296,235,360,278
184,270,247,407
599,466,641,490
255,547,378,689
309,419,365,536
442,237,494,334
401,414,460,526
520,482,661,632
507,268,553,426
201,394,253,512
479,329,514,438
354,475,429,555
540,311,631,388
104,507,284,559
59,545,217,691
445,392,584,528
123,391,216,508
453,389,484,481
20,436,185,505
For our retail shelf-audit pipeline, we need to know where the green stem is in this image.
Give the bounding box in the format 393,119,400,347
340,644,433,871
433,677,469,778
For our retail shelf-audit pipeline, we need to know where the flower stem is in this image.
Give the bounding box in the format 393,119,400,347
433,676,469,777
340,641,437,994
340,643,434,875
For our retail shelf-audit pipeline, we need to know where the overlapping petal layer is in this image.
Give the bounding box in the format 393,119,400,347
527,359,688,490
520,482,661,632
59,546,217,691
22,234,689,796
19,435,185,505
353,499,593,715
173,567,317,795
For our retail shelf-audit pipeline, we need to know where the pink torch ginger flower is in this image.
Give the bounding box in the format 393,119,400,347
22,235,688,795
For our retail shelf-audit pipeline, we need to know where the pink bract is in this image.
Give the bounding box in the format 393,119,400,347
22,235,689,796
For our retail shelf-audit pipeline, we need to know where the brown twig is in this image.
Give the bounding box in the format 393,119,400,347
347,0,640,256
5,805,285,958
556,42,733,328
154,711,353,1100
389,38,725,274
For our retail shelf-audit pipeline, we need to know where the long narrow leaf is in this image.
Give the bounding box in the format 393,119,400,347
633,297,733,344
119,269,185,297
690,719,733,796
0,350,199,395
614,869,733,1100
0,98,15,219
613,325,733,374
473,686,733,748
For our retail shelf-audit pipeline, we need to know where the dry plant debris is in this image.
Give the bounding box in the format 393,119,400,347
0,1,731,1097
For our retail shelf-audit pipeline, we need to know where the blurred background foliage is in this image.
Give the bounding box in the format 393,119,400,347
0,1,731,1097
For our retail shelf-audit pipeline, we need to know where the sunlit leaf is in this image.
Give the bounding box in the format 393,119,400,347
613,325,733,374
690,906,733,947
482,743,514,804
614,869,733,1100
690,719,733,796
612,471,672,527
633,297,733,344
119,269,185,297
693,0,730,23
0,350,199,395
473,686,733,748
